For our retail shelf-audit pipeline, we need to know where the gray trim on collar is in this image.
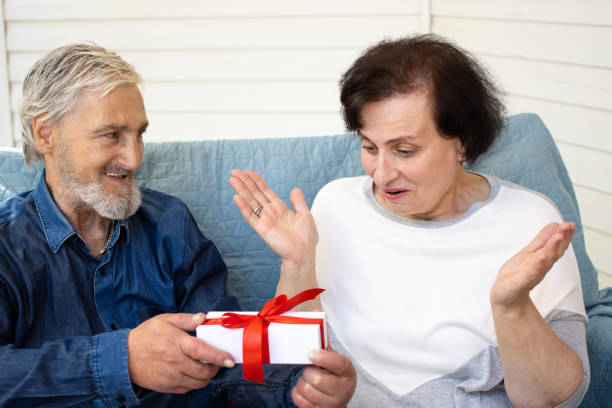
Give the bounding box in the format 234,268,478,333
363,172,500,228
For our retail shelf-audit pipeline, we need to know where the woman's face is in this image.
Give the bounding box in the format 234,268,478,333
359,92,465,220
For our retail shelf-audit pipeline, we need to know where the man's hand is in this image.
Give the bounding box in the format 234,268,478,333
127,313,235,393
291,348,356,408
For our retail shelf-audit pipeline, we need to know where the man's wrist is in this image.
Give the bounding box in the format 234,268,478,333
93,329,141,407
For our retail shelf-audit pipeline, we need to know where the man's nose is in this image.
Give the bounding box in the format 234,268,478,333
120,135,143,171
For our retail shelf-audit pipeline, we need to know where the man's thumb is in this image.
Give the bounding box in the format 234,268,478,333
162,312,207,331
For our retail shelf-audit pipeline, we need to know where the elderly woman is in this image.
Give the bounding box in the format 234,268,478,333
230,35,588,407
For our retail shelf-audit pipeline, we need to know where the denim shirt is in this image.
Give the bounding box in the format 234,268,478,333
0,174,300,407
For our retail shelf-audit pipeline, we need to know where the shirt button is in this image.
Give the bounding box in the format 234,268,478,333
110,323,118,330
100,268,107,276
116,395,126,403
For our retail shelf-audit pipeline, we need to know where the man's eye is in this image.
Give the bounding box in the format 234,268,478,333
105,132,119,139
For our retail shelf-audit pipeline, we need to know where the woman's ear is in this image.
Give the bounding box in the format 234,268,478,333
456,141,467,163
32,115,54,155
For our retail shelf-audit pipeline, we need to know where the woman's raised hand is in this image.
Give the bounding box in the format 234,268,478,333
229,169,318,265
490,222,576,313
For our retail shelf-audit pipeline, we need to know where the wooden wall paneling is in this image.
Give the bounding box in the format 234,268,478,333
10,49,361,82
144,112,346,141
10,110,348,149
6,17,421,51
600,271,612,290
0,4,13,147
11,112,19,145
556,142,612,194
505,96,612,153
432,17,612,68
432,0,612,26
575,185,612,234
5,0,420,20
10,81,341,114
481,55,612,112
584,227,612,276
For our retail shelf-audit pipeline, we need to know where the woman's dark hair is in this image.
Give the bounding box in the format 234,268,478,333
340,34,504,164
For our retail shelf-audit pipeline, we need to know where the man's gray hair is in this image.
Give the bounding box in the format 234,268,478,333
19,43,142,166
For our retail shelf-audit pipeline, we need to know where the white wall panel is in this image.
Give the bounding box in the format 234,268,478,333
575,186,612,235
482,56,612,113
5,0,419,20
505,96,612,153
585,227,612,276
11,81,341,114
433,17,612,68
600,271,612,290
432,0,612,26
0,5,12,147
556,142,612,195
11,111,348,145
145,112,346,141
10,49,361,82
7,17,420,51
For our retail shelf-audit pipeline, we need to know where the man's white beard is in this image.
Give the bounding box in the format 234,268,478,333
64,176,142,220
57,155,142,220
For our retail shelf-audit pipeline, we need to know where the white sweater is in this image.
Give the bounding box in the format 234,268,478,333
312,174,586,397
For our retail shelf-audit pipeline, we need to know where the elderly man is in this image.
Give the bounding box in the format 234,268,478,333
0,44,355,407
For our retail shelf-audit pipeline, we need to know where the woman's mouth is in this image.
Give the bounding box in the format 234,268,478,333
383,189,409,201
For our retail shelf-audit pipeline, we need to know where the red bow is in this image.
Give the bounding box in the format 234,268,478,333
203,288,325,383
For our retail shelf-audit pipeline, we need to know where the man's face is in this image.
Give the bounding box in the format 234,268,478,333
48,84,148,219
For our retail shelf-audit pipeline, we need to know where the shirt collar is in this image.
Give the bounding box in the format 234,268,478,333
33,171,131,253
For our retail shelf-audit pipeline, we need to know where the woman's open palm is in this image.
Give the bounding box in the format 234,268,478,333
229,169,318,264
491,222,576,311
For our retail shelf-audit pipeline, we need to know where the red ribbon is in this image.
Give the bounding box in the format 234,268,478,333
203,288,325,383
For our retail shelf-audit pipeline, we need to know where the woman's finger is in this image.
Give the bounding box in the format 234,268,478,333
232,194,266,227
244,169,282,205
229,173,263,212
230,169,270,207
539,222,575,267
289,187,310,215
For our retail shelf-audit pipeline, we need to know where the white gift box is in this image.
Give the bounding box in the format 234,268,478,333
196,311,327,364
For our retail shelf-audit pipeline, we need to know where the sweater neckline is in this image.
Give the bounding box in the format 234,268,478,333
362,172,500,228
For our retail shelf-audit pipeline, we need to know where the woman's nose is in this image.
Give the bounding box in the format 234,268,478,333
373,153,398,186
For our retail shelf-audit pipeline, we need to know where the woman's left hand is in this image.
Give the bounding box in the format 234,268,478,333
490,222,576,312
229,169,318,265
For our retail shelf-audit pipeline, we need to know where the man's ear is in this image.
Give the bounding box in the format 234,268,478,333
32,115,55,154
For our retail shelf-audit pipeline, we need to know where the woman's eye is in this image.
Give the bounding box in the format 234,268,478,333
397,149,413,157
362,144,377,153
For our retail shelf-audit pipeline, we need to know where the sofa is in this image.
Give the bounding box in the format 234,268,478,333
1,113,610,406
